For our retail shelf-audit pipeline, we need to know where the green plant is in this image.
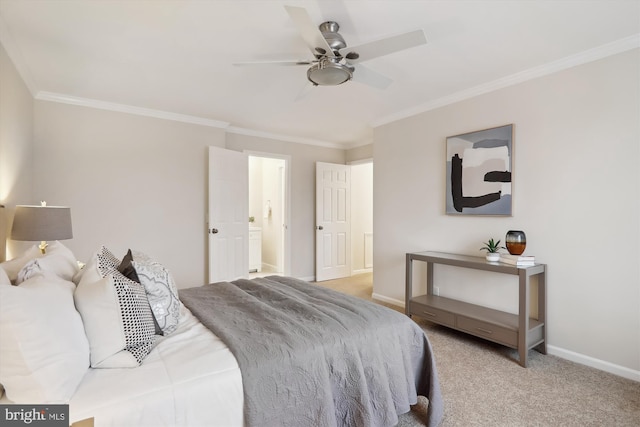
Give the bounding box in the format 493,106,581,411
480,238,504,253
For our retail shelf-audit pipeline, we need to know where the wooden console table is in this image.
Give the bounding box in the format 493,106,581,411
406,251,547,367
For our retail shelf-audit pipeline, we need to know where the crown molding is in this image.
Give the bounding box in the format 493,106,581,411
35,92,230,129
343,138,374,150
226,126,345,149
371,34,640,128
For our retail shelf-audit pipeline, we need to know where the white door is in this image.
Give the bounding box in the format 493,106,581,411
315,162,351,281
208,146,248,283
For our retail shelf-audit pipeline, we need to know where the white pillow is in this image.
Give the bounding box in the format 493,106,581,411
0,266,10,286
0,274,90,403
74,247,157,368
16,249,78,284
0,244,41,283
131,259,181,335
1,242,78,285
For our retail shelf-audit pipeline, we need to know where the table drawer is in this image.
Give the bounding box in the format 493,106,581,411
457,315,517,347
409,301,455,327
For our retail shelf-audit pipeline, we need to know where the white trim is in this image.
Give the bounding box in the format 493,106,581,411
352,268,373,275
299,275,316,282
35,92,230,129
347,158,373,166
371,34,640,128
375,292,640,381
547,345,640,382
260,262,279,273
228,126,342,149
344,139,374,150
372,293,404,308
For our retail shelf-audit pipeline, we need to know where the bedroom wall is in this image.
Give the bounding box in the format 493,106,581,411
32,100,227,288
0,42,34,259
345,143,373,163
225,132,345,279
373,49,640,377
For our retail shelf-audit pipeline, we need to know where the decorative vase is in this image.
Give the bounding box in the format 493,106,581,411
485,252,500,262
506,230,526,255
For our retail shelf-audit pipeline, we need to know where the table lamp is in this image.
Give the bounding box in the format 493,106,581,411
10,202,73,254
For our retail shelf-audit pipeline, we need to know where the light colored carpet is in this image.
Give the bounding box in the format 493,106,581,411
315,273,640,426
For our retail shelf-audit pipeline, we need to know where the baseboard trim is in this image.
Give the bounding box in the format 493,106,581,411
371,293,639,382
352,268,373,275
372,293,405,308
547,345,639,382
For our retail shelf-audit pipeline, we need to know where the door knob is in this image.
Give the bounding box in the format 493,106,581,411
209,228,219,234
316,226,323,230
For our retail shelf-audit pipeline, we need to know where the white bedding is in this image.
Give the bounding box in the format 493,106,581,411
0,305,244,427
1,243,245,427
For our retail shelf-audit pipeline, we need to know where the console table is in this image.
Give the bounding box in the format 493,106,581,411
405,251,547,367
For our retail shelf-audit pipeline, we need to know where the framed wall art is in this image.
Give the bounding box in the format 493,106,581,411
445,124,513,215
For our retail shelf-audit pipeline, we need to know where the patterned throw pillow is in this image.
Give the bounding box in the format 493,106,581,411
74,246,157,368
117,249,162,336
131,257,181,336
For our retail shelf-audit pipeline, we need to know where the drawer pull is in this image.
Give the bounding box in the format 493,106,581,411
476,327,493,334
422,311,437,317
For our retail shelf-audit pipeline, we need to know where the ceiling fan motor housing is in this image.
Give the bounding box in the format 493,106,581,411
319,21,347,53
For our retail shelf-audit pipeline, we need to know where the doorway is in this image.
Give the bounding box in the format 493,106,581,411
349,161,373,275
314,160,373,281
247,152,291,277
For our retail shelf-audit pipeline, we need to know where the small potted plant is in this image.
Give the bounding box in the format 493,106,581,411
480,238,504,262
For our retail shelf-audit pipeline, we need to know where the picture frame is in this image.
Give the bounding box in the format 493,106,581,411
445,124,513,216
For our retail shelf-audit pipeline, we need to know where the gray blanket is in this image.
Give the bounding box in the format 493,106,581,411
179,276,443,427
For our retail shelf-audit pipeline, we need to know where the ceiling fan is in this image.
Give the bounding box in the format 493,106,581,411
235,5,427,90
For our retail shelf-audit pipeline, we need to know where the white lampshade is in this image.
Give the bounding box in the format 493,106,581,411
11,205,73,242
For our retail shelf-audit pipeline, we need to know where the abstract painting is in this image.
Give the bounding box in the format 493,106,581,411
446,124,513,215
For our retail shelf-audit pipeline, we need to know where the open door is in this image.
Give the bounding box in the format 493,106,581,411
208,147,248,283
315,162,351,281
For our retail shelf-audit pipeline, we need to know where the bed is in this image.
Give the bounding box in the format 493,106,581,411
0,243,443,427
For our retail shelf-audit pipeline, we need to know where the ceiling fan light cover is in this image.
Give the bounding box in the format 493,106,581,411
307,58,353,86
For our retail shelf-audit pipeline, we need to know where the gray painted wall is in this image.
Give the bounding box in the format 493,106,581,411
373,49,640,375
0,43,34,258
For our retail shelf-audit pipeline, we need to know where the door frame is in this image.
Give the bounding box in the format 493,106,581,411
245,150,292,276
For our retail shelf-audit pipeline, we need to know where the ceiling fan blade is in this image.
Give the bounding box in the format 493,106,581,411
284,5,335,58
340,29,427,63
352,64,393,90
233,60,314,66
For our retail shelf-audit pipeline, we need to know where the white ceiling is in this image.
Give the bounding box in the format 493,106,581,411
1,0,639,148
